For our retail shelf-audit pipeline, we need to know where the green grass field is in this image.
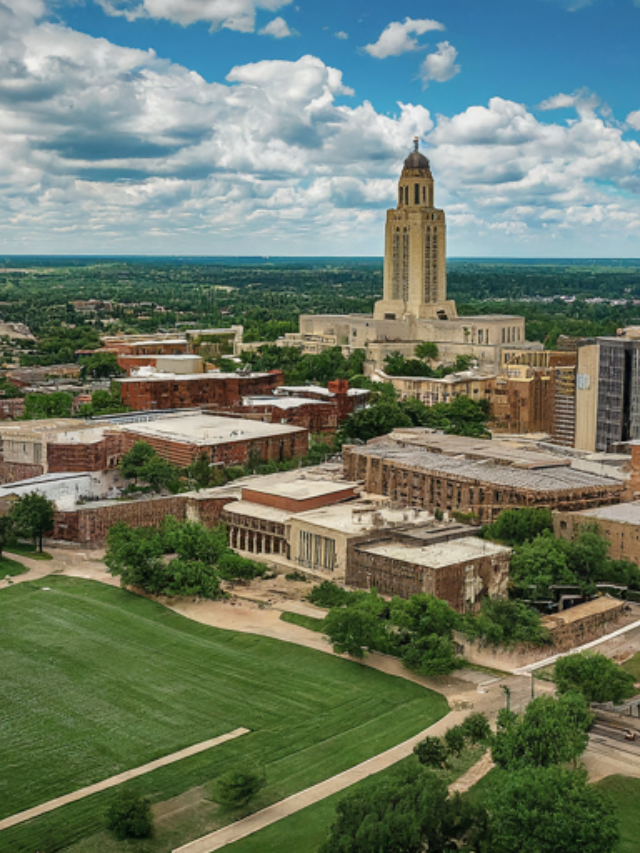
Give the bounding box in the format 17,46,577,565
594,775,640,853
279,611,326,632
621,652,640,682
0,577,448,852
5,541,53,560
0,553,27,576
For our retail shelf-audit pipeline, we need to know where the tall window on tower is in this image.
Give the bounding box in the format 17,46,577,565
424,226,439,303
414,184,420,205
392,227,410,300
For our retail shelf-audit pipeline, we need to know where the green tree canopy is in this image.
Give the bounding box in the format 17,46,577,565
319,763,487,853
482,507,553,546
414,341,439,361
105,790,153,841
23,391,73,420
10,492,55,552
213,767,265,808
554,652,636,704
486,766,619,853
80,351,125,379
492,693,592,771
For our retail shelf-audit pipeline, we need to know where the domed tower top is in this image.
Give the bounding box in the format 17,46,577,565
397,137,434,208
403,137,431,174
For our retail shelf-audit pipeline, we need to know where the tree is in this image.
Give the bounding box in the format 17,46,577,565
119,441,157,484
462,598,551,647
486,766,619,853
554,652,636,704
461,712,492,744
319,763,487,853
140,454,176,493
482,507,553,546
188,453,212,489
400,633,461,676
80,351,125,379
413,736,448,769
10,492,54,552
23,391,73,420
323,606,381,658
0,515,15,558
444,725,466,756
338,401,413,443
492,693,592,770
78,386,129,418
213,767,265,808
105,790,153,840
414,341,439,361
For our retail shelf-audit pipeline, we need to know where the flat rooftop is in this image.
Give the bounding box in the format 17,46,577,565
351,443,621,494
292,502,434,535
120,371,271,384
542,596,623,627
358,536,510,569
121,413,305,446
567,502,640,525
386,429,572,469
243,477,357,502
242,396,324,410
222,500,292,524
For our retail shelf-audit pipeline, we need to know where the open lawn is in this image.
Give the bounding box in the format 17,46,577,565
0,553,27,576
5,541,53,560
621,652,640,682
279,611,326,633
595,775,640,853
0,577,448,853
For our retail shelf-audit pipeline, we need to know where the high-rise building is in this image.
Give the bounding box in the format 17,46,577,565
268,141,541,373
575,337,640,451
374,138,457,322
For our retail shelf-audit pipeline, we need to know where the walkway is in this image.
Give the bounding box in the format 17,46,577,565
0,728,249,833
173,713,468,853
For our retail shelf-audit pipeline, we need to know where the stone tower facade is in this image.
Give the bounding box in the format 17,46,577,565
374,139,457,321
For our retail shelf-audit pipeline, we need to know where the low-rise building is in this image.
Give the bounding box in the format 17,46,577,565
554,502,640,567
347,532,511,611
343,431,623,524
0,469,124,511
117,370,283,411
119,412,308,467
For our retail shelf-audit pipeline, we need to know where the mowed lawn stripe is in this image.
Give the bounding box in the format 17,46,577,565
0,577,447,852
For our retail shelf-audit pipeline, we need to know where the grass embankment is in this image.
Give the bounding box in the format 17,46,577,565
0,577,448,853
5,541,53,561
621,651,640,682
279,611,326,633
0,554,27,576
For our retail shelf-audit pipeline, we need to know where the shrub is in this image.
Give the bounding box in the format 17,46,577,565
105,790,153,840
554,652,636,704
461,712,492,744
414,736,448,769
213,767,265,808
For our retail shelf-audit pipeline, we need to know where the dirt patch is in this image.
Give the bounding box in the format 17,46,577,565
153,786,208,822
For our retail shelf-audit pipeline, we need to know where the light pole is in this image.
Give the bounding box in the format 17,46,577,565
501,685,511,712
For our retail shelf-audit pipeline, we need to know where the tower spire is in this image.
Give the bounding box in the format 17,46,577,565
413,136,419,152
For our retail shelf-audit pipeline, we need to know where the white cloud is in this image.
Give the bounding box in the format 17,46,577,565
258,16,293,37
334,30,348,40
628,110,640,131
363,17,444,59
96,0,292,32
0,3,640,256
420,41,460,87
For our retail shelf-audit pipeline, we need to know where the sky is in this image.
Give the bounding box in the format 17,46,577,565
1,0,640,257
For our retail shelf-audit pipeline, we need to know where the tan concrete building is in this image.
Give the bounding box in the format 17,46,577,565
554,502,640,567
347,533,511,611
372,368,494,406
276,141,540,373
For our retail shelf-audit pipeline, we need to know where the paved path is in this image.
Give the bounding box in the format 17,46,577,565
448,750,495,796
0,728,249,833
173,712,468,853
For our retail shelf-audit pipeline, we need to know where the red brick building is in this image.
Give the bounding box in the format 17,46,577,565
119,413,308,468
0,398,25,420
117,371,283,411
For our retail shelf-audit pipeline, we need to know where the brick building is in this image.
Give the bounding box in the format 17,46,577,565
0,398,24,420
343,436,623,524
117,371,283,411
554,501,640,567
347,529,511,610
119,412,308,468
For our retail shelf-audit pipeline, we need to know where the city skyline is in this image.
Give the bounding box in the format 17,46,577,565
1,0,639,257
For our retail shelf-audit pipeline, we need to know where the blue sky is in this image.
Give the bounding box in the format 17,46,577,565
0,0,639,256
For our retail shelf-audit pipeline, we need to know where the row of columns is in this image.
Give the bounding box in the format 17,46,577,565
228,525,286,557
